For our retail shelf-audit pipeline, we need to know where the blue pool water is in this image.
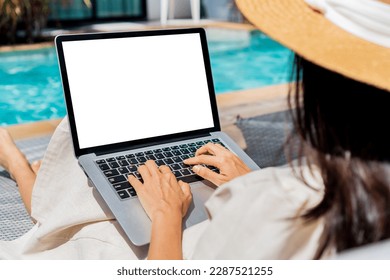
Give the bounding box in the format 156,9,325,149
208,30,292,93
0,30,292,126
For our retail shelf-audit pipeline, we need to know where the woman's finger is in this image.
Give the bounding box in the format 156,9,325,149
144,160,159,177
196,142,227,156
192,165,223,186
138,164,151,182
165,171,179,187
178,180,192,216
183,154,221,169
158,165,178,189
195,143,218,156
128,174,143,191
178,180,191,197
159,165,172,174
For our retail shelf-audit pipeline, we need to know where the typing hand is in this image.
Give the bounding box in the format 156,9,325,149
128,160,192,221
183,143,251,186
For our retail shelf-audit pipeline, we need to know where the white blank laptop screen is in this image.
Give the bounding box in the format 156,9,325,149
62,33,214,149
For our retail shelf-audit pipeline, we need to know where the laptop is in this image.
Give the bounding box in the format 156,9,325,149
55,28,260,246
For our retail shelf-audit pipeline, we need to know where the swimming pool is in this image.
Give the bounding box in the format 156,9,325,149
207,29,292,93
0,29,292,126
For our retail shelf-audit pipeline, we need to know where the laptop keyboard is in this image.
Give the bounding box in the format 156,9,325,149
96,138,224,200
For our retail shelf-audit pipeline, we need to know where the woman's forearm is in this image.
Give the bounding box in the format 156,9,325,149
147,212,183,260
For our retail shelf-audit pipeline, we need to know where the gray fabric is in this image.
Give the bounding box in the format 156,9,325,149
236,111,296,168
0,135,51,241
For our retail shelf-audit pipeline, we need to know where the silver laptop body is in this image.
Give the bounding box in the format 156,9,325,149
55,28,260,246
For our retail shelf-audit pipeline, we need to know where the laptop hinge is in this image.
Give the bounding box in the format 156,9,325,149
94,132,212,157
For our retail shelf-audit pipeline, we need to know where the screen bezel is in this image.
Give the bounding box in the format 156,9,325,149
55,28,220,157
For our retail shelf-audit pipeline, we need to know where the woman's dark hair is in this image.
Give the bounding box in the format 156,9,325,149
289,55,390,259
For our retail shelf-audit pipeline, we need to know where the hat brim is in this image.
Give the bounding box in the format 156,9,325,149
236,0,390,91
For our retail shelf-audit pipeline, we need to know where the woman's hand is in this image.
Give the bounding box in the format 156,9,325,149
183,143,251,186
128,160,192,222
128,160,192,259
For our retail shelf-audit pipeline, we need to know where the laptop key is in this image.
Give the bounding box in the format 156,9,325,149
119,160,129,166
109,162,120,169
145,150,153,155
155,160,165,166
137,156,147,163
113,181,131,191
212,138,220,143
106,157,116,162
146,155,156,160
153,149,162,153
180,148,190,154
118,167,128,174
179,144,188,148
172,156,181,163
172,150,182,156
135,152,144,156
155,153,165,159
103,169,119,177
116,156,125,160
108,175,126,184
180,169,191,176
163,151,173,157
117,190,130,199
162,147,171,151
188,143,197,147
128,158,138,164
170,164,181,170
128,188,137,197
171,146,179,150
180,162,190,169
181,155,190,160
128,165,137,172
163,158,174,165
103,169,119,178
173,171,182,177
134,171,141,179
126,154,135,158
96,159,106,164
99,164,110,171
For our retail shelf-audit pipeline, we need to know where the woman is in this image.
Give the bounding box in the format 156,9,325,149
1,0,390,259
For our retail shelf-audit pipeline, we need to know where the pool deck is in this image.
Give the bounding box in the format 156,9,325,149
0,21,255,53
5,84,289,149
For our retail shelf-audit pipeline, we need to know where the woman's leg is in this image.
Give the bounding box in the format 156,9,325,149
0,128,38,214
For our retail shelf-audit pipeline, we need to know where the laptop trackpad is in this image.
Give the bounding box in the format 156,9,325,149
183,181,215,228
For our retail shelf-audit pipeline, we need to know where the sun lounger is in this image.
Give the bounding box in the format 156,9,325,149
0,135,51,241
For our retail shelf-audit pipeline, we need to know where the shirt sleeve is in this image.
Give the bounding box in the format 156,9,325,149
184,165,324,259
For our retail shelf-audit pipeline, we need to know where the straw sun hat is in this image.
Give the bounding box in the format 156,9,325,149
235,0,390,91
